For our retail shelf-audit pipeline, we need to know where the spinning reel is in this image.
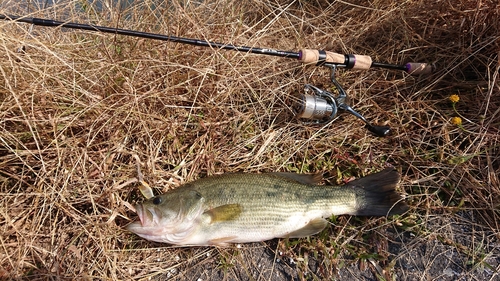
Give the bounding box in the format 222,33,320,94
295,64,391,137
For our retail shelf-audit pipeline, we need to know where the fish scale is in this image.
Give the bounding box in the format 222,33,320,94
126,169,408,246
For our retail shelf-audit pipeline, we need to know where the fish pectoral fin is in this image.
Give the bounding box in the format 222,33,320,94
269,172,322,185
208,236,238,246
283,218,328,238
204,204,242,223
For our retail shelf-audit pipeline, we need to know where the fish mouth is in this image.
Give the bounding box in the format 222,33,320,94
135,204,145,225
126,204,154,233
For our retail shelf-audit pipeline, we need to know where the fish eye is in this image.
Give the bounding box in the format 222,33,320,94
152,197,162,205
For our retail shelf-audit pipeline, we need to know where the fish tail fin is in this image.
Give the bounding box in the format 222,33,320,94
347,168,409,216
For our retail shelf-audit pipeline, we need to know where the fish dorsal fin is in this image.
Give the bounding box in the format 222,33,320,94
282,218,328,238
269,172,322,185
204,204,242,223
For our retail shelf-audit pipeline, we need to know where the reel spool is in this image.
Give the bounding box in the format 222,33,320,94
295,65,391,137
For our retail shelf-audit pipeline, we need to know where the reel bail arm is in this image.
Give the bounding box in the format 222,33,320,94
296,65,391,137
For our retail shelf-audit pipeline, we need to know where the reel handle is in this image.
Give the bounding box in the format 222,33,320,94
339,103,391,137
366,125,391,137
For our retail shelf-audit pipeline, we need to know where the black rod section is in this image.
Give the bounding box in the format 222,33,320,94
0,14,299,59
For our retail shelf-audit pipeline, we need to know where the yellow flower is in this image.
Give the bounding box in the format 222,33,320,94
451,117,462,125
449,94,460,103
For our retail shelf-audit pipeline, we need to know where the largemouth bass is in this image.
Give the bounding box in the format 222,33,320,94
126,168,408,246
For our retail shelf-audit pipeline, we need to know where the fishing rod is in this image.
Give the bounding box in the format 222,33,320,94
1,14,435,136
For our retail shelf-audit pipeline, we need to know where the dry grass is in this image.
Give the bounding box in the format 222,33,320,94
1,0,499,280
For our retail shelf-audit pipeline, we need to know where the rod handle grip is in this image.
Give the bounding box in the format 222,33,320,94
405,62,435,75
298,49,372,70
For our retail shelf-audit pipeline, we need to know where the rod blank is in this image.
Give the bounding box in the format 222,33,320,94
0,14,433,75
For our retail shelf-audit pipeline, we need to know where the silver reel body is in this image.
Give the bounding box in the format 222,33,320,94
295,65,390,137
